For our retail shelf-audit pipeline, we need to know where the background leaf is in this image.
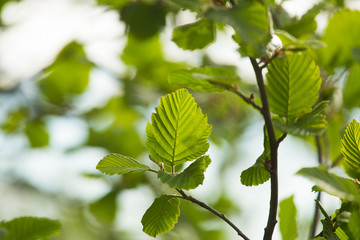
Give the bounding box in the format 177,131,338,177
297,167,359,202
343,63,360,108
146,89,212,167
89,191,117,223
266,53,321,121
0,217,61,240
341,119,360,171
141,195,180,237
279,196,298,240
205,0,271,57
158,155,211,190
168,66,239,92
96,153,150,175
172,19,215,50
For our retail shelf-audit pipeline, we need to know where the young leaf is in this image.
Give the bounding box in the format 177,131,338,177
297,167,359,202
272,101,328,136
341,119,360,170
141,195,180,237
96,153,150,175
240,153,270,186
0,217,61,240
158,155,211,190
168,66,239,92
172,19,215,50
279,196,298,240
146,89,212,167
205,0,271,58
266,53,322,121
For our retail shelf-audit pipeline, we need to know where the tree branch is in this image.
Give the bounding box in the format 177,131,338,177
176,189,250,240
249,58,279,240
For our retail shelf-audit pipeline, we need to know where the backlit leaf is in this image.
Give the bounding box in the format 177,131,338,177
96,153,150,175
343,63,360,108
297,167,359,202
89,191,117,223
341,119,360,171
168,66,239,92
141,195,180,237
266,53,321,121
158,155,211,190
240,153,270,186
279,196,298,240
172,19,215,50
146,89,212,167
0,217,61,240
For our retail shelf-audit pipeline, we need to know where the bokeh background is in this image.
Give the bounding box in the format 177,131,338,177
1,0,360,239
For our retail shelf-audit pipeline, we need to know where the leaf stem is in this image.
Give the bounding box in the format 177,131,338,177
176,189,250,240
250,57,279,240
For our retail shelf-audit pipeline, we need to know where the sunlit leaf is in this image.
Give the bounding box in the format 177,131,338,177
121,1,166,39
240,153,270,186
168,66,239,92
158,155,211,190
141,195,180,237
279,196,298,240
89,191,117,223
25,121,49,148
146,89,212,167
96,153,150,175
206,0,271,57
0,217,61,240
272,101,328,136
341,119,360,171
266,53,321,121
172,19,215,50
297,167,359,201
275,30,325,50
343,63,360,108
348,208,360,240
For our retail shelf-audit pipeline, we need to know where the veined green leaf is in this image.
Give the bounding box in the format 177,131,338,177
275,30,325,50
0,217,61,240
240,153,270,186
205,0,271,58
297,167,359,202
146,89,212,167
272,101,328,136
96,153,150,175
141,195,180,237
266,53,322,121
158,155,211,190
168,66,239,92
279,196,298,240
341,120,360,171
172,19,215,50
343,63,360,108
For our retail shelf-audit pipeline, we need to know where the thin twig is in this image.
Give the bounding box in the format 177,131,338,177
250,58,279,240
176,189,250,240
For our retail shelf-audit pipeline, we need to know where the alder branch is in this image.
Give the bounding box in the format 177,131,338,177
250,57,279,240
176,189,250,240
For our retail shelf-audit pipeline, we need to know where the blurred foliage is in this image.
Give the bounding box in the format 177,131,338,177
1,0,360,239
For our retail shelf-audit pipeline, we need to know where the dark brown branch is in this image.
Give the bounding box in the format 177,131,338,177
250,58,279,240
176,189,250,240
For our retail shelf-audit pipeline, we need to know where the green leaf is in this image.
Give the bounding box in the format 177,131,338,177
89,191,117,223
158,155,211,190
168,66,239,92
25,121,49,148
0,217,61,240
272,101,328,136
121,1,166,39
317,10,360,70
141,195,180,237
341,119,360,171
279,196,298,240
352,47,360,62
266,53,322,121
39,42,91,104
275,30,325,50
240,153,270,186
205,0,271,58
343,63,360,108
96,153,150,175
166,0,205,10
348,208,360,240
172,19,215,50
297,167,359,202
145,89,212,167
